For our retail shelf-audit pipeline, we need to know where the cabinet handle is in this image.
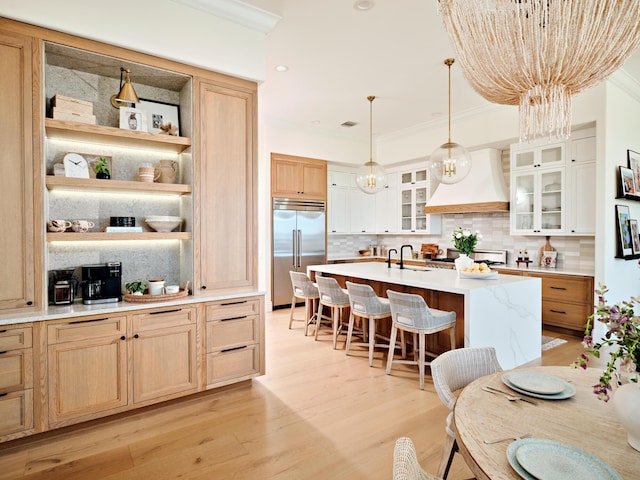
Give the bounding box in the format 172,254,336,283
0,351,6,355
201,285,207,290
69,317,108,324
550,309,566,314
220,300,247,306
550,286,567,290
222,316,248,321
149,308,181,315
221,345,248,353
0,393,7,398
134,334,140,339
26,301,33,306
0,329,6,333
120,336,126,341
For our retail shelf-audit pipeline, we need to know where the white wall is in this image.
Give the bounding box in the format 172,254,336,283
0,0,267,82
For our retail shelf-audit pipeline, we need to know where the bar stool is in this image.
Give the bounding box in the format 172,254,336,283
288,271,320,335
315,276,351,349
345,281,396,367
385,289,457,390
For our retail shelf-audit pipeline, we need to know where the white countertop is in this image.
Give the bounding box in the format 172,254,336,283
0,290,266,326
308,262,537,295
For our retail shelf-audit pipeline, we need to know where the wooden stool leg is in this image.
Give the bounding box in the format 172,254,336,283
386,325,398,375
368,316,376,367
288,295,296,329
315,301,324,341
449,324,456,350
418,332,426,390
332,306,339,349
345,312,355,356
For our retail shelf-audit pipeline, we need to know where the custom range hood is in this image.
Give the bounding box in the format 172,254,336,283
424,148,509,214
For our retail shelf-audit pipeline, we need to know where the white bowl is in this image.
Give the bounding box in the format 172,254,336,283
145,216,182,233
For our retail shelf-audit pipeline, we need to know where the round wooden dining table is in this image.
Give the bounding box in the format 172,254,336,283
453,365,639,480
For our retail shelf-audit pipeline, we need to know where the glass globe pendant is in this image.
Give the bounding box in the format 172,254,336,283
429,58,471,185
356,96,387,194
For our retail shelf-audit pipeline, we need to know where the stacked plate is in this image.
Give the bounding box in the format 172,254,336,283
507,438,622,480
501,371,575,400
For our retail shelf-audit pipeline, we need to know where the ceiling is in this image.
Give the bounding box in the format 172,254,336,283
249,0,640,142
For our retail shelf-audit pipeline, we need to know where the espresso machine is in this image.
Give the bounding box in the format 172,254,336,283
81,262,122,304
48,268,79,305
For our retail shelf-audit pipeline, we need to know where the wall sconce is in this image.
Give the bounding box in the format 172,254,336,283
110,67,139,108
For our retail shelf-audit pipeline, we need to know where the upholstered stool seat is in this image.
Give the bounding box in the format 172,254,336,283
289,271,320,335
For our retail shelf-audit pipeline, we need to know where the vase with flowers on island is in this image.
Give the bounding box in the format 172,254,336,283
451,227,480,273
573,282,640,451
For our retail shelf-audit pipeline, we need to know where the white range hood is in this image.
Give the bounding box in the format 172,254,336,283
424,148,510,214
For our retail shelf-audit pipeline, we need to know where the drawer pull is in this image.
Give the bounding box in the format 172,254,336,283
220,300,247,306
550,309,567,314
69,317,108,325
221,345,248,353
0,329,6,333
149,309,181,315
0,351,6,355
221,316,248,321
550,286,567,291
0,393,7,398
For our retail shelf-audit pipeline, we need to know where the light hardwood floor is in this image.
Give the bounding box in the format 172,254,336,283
0,308,587,480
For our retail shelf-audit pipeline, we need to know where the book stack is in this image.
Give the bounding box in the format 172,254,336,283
51,94,96,124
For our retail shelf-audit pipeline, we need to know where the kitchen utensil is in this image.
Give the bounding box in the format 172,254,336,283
484,433,531,445
483,386,538,404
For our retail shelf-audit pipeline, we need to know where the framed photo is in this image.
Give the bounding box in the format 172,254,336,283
630,219,640,254
619,166,636,196
627,149,640,194
119,107,147,132
616,204,633,256
136,98,180,135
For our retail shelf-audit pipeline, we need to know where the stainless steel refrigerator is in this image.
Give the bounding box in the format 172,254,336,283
272,198,326,308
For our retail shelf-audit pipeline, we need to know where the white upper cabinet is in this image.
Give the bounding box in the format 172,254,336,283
375,172,398,234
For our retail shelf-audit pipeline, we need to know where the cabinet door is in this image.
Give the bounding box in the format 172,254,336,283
375,182,398,233
400,188,414,232
512,142,565,170
272,157,302,196
539,168,565,233
197,80,256,292
0,30,39,311
272,154,327,199
302,162,327,199
328,186,349,233
131,307,198,404
349,189,375,233
568,161,595,234
0,390,33,436
47,317,128,425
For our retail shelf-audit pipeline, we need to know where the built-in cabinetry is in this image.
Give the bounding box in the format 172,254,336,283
0,27,41,312
510,129,595,236
328,170,350,233
271,153,327,200
375,172,398,233
496,269,593,334
400,167,434,233
350,184,376,233
0,326,34,439
205,296,264,388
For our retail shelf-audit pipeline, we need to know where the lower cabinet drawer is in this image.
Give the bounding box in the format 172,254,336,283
206,315,259,352
48,316,127,344
0,327,32,351
542,300,592,331
0,349,33,392
0,389,33,436
206,345,260,386
206,299,261,322
541,275,593,303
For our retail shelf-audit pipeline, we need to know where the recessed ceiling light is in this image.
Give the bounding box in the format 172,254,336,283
354,1,375,11
274,65,289,72
311,120,320,125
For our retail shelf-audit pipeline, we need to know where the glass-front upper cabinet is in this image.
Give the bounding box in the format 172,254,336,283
511,141,565,171
512,168,565,234
401,185,428,232
400,168,427,185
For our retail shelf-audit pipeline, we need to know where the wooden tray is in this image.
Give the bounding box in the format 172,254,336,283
123,288,188,303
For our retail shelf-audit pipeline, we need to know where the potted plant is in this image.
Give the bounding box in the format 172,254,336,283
125,281,146,295
94,157,111,179
451,227,481,271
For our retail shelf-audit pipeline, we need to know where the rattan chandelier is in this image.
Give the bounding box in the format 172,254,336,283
438,0,640,141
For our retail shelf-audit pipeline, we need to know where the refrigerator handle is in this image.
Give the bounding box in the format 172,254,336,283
291,229,297,267
297,229,302,268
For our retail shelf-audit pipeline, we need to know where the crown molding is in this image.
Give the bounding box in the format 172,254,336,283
171,0,281,33
609,67,640,104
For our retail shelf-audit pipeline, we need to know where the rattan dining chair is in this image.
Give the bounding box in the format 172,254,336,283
345,281,396,367
315,275,351,348
386,290,456,390
288,271,320,336
429,346,503,480
393,437,442,480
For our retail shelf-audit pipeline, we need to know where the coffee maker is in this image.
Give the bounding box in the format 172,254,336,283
48,268,79,305
81,262,122,304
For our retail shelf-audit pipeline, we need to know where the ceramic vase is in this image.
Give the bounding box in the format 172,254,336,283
612,381,640,451
455,254,474,273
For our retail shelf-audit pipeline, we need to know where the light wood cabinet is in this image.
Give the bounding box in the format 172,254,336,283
131,307,197,403
204,296,264,388
271,153,327,200
0,326,34,439
47,316,128,426
0,28,41,312
196,79,257,293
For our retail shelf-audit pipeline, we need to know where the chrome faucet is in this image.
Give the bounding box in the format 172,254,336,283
387,248,397,268
399,244,413,269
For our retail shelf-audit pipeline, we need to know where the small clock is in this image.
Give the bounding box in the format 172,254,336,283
63,153,90,178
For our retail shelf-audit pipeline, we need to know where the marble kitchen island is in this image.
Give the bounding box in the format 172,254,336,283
308,262,542,369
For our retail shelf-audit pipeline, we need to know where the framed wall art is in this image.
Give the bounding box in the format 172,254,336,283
136,98,180,135
620,166,636,196
616,204,633,257
630,219,640,254
628,149,640,193
119,106,147,132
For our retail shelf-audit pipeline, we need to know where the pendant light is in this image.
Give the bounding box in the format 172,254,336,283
355,95,387,194
429,58,471,185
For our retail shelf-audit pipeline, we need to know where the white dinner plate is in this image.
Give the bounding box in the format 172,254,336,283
458,270,498,280
506,371,567,395
502,373,575,400
506,438,621,480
